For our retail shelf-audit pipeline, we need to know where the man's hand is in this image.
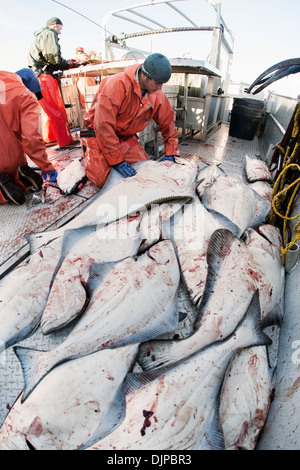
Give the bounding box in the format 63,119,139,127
68,59,81,69
113,161,137,178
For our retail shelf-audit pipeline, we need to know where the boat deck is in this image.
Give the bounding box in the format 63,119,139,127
0,123,261,280
0,122,263,429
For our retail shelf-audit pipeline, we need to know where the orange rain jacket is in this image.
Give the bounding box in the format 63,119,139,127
0,71,54,201
82,63,179,187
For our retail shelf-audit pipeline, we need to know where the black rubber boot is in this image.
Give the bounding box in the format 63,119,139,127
18,164,43,191
0,173,26,205
55,140,81,151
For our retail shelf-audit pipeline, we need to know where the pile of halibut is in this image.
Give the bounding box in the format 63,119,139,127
0,155,285,450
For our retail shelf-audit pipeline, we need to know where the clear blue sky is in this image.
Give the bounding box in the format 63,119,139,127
1,0,299,98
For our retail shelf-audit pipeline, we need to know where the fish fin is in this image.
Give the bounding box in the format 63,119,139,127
87,261,117,294
261,298,284,328
252,193,271,227
137,337,181,371
25,230,61,254
60,226,96,261
207,209,241,237
125,366,171,394
13,346,53,402
195,229,235,320
233,290,272,347
110,296,179,349
79,384,127,449
199,396,225,450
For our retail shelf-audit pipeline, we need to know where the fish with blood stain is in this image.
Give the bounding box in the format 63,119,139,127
41,199,186,335
161,196,227,307
140,225,284,371
87,291,270,450
219,345,273,450
15,240,180,402
201,173,271,238
0,238,63,354
0,344,139,450
27,158,197,254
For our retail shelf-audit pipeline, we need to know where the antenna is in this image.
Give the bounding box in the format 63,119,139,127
51,0,103,30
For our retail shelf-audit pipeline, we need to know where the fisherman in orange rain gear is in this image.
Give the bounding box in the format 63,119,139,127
0,69,57,205
74,47,96,109
81,53,180,188
28,17,81,149
75,47,91,62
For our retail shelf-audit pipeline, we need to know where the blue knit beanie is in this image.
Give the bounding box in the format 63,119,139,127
141,53,172,83
16,68,43,100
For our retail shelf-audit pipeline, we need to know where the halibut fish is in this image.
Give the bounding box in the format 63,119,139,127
219,345,273,450
87,292,270,450
138,227,283,371
41,200,187,335
27,158,197,253
201,174,271,237
0,344,138,450
0,238,62,354
245,154,272,182
15,240,180,401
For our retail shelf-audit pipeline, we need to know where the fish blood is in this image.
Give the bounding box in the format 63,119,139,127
141,410,154,436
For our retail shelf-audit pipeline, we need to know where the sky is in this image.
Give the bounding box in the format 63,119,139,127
1,0,300,98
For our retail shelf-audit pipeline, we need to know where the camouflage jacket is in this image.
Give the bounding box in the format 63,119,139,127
28,27,70,75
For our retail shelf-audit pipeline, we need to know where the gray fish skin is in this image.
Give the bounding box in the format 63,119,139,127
138,227,282,371
219,345,273,450
0,238,62,354
162,197,238,307
15,240,180,402
162,197,222,306
27,159,198,253
201,174,271,237
87,291,270,450
0,344,138,450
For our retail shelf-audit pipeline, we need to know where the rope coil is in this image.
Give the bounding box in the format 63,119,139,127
269,102,300,263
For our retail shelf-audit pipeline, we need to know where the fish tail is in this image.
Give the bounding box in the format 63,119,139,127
13,346,53,402
0,340,5,355
235,290,272,348
137,339,178,371
25,230,60,254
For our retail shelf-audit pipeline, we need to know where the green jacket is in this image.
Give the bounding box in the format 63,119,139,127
28,27,70,75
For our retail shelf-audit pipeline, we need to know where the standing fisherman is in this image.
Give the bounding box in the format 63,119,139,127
28,17,80,149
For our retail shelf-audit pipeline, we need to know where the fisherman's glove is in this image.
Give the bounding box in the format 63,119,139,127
68,59,81,69
160,155,177,162
113,161,137,178
42,169,58,182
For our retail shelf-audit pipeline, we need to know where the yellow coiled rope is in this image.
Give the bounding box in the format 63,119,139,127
270,164,300,263
269,102,300,263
